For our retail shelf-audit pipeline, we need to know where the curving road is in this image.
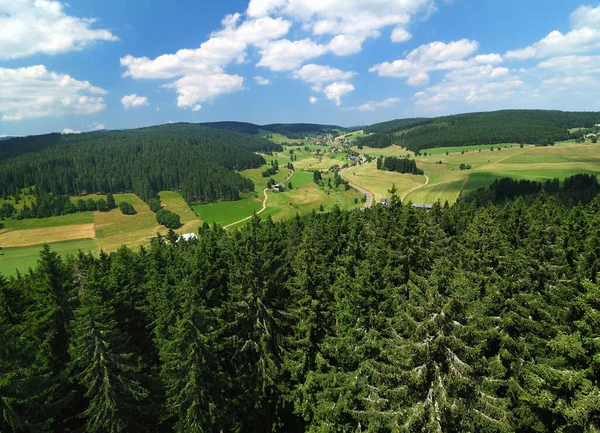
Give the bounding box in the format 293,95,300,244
339,167,373,209
223,169,294,229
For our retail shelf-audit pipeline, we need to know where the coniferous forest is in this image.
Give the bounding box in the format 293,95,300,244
1,176,600,433
0,124,281,208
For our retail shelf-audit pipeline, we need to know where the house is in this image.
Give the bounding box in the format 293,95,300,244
380,198,390,206
273,183,286,192
180,233,198,241
412,204,434,210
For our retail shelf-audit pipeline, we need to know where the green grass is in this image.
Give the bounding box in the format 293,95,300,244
291,170,315,187
0,239,99,276
422,143,525,156
1,212,95,231
193,195,263,227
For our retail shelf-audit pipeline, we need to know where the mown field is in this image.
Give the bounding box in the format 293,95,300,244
345,141,600,205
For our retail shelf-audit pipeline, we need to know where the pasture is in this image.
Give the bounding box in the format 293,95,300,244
344,142,600,205
193,195,263,227
0,239,99,276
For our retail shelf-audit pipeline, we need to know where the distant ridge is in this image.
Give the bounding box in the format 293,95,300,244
0,136,15,141
197,121,346,138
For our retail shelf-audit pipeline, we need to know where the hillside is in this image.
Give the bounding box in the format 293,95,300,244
197,121,346,139
362,110,600,152
0,126,279,206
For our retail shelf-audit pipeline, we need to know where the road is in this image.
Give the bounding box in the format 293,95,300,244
401,175,430,203
339,167,373,209
223,169,294,229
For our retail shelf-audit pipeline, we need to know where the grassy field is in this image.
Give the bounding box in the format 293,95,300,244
344,161,426,203
1,212,95,231
0,239,99,276
421,143,524,156
345,142,600,205
159,191,201,234
193,195,263,227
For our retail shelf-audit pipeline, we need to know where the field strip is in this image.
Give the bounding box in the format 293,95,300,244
401,175,430,202
223,170,294,229
0,223,96,248
475,148,532,170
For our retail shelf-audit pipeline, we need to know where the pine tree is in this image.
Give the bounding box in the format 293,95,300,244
69,267,149,432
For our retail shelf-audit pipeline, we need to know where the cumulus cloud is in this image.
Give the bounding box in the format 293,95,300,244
0,65,106,121
121,14,289,107
246,0,432,45
292,64,356,86
0,0,118,60
323,81,354,106
346,97,400,111
163,74,245,109
254,75,271,85
257,38,327,71
370,39,484,84
62,128,81,134
121,94,149,109
309,96,318,104
391,28,412,43
89,123,105,131
506,5,600,60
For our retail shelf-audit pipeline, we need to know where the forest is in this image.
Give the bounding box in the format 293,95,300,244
362,110,600,152
377,156,424,175
0,126,277,208
1,174,599,433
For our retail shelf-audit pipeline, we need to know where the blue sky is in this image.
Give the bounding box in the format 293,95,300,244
1,0,599,136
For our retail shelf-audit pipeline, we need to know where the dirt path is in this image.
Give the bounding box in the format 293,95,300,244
339,167,374,209
223,170,294,229
401,175,430,203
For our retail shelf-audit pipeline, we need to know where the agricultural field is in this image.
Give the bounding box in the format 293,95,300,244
0,191,200,275
0,239,99,276
193,195,263,227
345,141,600,205
344,161,426,203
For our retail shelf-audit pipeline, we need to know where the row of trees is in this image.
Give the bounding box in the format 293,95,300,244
2,175,599,432
0,193,118,220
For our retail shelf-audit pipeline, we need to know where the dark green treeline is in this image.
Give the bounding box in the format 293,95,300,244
1,187,600,432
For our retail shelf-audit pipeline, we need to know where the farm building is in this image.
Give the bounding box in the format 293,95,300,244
412,204,434,210
180,233,198,241
380,198,390,206
273,183,286,192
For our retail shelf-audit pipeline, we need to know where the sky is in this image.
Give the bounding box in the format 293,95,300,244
1,0,599,136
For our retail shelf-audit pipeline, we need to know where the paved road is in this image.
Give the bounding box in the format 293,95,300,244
223,170,295,229
339,167,373,209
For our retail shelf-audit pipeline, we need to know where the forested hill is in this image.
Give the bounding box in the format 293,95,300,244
361,110,600,151
0,127,272,204
1,177,599,432
198,121,345,138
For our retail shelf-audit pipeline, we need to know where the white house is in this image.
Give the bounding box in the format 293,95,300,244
180,233,198,241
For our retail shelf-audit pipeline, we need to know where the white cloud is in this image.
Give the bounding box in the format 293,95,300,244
323,81,354,106
506,5,600,60
570,4,600,29
254,75,271,85
391,28,412,43
0,0,118,60
62,128,81,134
121,16,291,80
163,73,245,109
370,39,480,84
89,123,105,131
121,14,290,108
121,94,149,109
328,34,368,56
346,97,400,111
246,0,433,45
192,104,202,111
538,55,600,75
0,65,106,121
309,96,318,104
292,64,356,86
257,38,327,71
474,53,503,64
